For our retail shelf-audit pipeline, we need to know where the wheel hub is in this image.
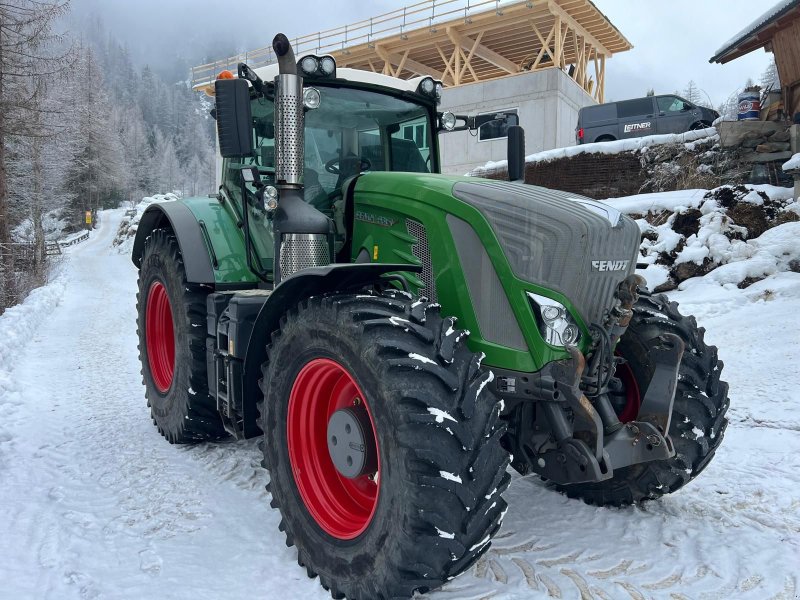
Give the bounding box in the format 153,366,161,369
327,407,377,479
145,280,175,393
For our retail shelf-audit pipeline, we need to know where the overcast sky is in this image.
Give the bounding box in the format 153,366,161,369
71,0,774,106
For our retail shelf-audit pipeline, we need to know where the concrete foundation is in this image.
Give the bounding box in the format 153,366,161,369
438,68,595,175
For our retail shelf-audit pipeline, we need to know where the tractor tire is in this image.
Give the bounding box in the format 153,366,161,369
136,228,226,443
559,292,729,506
259,290,510,599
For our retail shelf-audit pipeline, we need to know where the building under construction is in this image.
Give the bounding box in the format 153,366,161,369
193,0,631,174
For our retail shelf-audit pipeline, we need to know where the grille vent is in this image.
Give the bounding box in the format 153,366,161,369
406,219,436,301
279,233,329,278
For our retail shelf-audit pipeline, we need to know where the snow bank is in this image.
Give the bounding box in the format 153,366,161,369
0,265,69,400
113,193,179,255
606,184,799,291
468,127,718,176
783,152,800,172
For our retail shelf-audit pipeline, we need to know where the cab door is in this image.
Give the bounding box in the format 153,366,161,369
655,95,694,134
615,97,655,139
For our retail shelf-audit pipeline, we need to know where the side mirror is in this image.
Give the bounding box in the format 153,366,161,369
215,78,254,158
507,125,525,182
682,102,693,111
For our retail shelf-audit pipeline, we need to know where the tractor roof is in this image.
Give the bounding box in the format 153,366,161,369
193,65,429,97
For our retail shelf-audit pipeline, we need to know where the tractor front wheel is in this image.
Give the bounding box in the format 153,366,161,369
559,292,729,506
136,228,226,443
260,290,510,599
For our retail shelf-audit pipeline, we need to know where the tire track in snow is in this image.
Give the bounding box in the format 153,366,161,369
0,210,326,600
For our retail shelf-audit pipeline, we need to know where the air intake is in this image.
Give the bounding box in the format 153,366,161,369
406,219,436,301
279,233,330,278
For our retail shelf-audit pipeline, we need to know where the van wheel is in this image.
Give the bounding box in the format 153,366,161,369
595,135,615,143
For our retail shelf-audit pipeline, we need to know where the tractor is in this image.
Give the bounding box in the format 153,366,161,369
132,33,729,599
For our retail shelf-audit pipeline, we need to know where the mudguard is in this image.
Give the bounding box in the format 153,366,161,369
240,263,422,436
131,202,215,284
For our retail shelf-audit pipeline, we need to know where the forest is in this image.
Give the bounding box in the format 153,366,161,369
0,0,215,312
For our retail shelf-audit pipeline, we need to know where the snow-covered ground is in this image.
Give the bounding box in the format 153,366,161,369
1,207,798,599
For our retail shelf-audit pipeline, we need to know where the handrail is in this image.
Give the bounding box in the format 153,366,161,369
191,0,514,87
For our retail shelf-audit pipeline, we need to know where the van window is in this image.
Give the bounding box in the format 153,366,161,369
657,96,687,113
582,103,616,122
617,98,654,119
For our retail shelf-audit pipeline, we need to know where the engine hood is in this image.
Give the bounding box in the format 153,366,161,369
450,179,640,326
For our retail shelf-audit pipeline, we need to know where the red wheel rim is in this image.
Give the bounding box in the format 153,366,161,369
615,357,641,423
145,281,175,393
287,358,380,540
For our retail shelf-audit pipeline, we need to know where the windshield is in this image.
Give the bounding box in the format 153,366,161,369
221,84,434,280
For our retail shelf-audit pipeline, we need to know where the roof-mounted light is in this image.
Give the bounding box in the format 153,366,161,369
417,77,443,104
297,54,336,79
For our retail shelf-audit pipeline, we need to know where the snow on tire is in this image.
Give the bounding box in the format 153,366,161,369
259,290,511,599
136,228,226,443
559,292,730,506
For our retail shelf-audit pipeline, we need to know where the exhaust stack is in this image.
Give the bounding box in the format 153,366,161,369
271,33,331,283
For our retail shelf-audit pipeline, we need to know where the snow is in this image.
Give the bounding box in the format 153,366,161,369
428,407,457,423
113,193,179,255
783,152,800,172
1,203,798,599
713,0,797,58
439,471,463,484
468,128,718,176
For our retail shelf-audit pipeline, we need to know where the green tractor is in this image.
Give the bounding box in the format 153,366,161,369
132,34,729,599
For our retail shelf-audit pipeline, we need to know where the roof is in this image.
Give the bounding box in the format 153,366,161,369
192,0,631,103
194,66,429,96
710,0,800,64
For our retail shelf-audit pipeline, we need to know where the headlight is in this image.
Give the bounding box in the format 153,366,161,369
300,56,318,75
319,56,336,76
440,111,456,131
419,77,435,95
527,292,581,347
263,185,279,211
303,86,321,109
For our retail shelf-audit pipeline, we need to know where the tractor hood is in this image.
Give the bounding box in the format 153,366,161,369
449,179,640,326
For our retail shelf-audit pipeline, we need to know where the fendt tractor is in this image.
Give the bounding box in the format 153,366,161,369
132,34,729,599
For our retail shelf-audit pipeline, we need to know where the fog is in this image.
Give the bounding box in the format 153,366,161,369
70,0,774,104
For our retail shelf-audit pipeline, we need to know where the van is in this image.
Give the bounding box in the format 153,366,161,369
575,95,719,144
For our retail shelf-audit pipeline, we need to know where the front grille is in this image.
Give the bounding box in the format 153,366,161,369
279,233,329,278
406,219,436,301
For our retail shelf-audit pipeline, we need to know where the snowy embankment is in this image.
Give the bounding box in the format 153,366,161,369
468,127,718,176
0,199,797,599
605,183,800,291
112,193,178,255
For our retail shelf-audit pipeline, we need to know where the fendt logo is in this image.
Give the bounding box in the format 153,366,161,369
592,260,629,272
623,122,651,133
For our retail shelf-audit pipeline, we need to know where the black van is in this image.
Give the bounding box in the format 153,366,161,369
576,95,719,144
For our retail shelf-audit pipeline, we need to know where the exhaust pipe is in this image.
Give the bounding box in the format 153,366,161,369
271,33,331,283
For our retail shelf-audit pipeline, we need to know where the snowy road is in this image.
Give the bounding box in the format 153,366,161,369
1,209,798,599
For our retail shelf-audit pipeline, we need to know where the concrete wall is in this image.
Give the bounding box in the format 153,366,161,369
438,68,596,175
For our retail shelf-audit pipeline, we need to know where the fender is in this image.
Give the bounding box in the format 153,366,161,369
131,202,215,284
239,263,422,436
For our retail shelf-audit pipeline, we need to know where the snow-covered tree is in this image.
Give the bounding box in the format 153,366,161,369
760,58,779,91
0,0,72,310
63,47,126,228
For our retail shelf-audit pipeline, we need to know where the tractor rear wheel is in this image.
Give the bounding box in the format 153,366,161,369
136,228,226,443
559,292,729,506
259,290,510,599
